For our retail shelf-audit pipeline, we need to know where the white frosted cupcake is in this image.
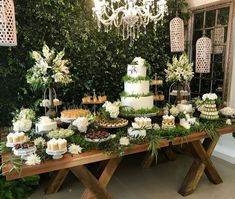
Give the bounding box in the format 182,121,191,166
7,133,14,143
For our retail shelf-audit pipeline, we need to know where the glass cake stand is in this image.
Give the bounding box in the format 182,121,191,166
46,148,67,159
13,146,37,160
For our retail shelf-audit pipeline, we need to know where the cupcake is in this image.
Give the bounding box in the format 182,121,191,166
7,133,14,143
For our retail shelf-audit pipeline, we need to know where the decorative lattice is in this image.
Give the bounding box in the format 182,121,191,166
196,36,212,73
170,17,184,52
0,0,17,46
211,26,224,54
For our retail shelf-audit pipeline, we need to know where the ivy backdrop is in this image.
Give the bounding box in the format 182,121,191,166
0,0,189,126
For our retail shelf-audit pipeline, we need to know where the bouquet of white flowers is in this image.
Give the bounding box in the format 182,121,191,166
12,108,36,132
202,93,218,101
165,53,194,82
26,43,72,89
131,57,147,66
102,101,121,119
72,117,90,133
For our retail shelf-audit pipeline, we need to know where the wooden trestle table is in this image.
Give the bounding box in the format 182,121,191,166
2,126,235,199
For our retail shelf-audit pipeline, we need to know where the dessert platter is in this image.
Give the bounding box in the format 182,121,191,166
97,117,128,128
85,131,114,143
82,95,107,104
46,138,67,159
47,129,74,139
13,141,37,160
60,109,90,123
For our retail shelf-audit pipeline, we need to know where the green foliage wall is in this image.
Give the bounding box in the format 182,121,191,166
0,0,189,126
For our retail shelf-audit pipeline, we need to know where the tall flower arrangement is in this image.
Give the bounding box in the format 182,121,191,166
165,53,194,82
26,43,72,89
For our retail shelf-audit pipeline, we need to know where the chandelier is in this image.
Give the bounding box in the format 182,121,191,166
92,0,168,41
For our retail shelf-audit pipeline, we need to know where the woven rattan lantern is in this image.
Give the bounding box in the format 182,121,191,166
0,0,17,46
212,26,224,54
170,17,184,52
195,36,212,73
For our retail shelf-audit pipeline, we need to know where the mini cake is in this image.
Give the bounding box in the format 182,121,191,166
162,115,176,129
134,117,152,128
36,116,57,132
47,138,67,151
61,109,90,120
7,132,26,144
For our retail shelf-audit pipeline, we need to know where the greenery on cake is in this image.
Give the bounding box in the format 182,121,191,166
122,75,150,83
120,91,153,98
120,106,159,116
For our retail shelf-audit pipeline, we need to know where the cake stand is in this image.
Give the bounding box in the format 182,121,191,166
46,148,67,159
13,146,37,160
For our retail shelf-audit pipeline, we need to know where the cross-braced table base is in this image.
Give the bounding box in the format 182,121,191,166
45,157,122,199
179,136,223,196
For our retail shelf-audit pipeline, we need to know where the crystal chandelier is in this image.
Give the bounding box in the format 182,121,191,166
92,0,168,41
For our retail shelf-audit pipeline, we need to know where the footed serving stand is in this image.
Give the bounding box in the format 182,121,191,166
46,149,67,160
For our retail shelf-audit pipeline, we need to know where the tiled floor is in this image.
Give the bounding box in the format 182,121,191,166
30,153,235,199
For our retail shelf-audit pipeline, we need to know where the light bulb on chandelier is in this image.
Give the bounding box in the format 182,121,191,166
92,0,168,42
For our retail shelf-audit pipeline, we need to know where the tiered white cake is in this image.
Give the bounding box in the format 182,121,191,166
121,58,154,110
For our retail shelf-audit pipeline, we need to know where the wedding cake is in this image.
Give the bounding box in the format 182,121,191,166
121,57,154,110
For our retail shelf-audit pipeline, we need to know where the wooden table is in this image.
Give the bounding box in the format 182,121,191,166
2,126,235,199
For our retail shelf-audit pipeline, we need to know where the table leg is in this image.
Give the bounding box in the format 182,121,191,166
45,169,70,194
179,137,222,196
71,157,122,199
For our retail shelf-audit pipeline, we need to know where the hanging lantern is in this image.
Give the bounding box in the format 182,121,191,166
0,0,17,46
195,36,212,73
170,17,185,52
211,26,224,54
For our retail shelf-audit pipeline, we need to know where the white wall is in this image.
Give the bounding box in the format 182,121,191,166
186,0,221,8
186,0,235,164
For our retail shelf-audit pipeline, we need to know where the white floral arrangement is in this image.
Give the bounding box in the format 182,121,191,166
202,93,218,101
72,117,90,133
102,100,121,119
26,43,72,89
165,53,194,82
12,108,36,132
131,57,147,66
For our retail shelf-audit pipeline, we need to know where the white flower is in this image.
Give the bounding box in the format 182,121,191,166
73,117,89,133
170,106,180,117
102,101,120,119
25,154,41,166
13,119,32,132
202,93,218,101
69,144,83,154
34,137,46,146
119,137,130,146
54,72,64,83
133,57,146,66
31,51,42,62
226,119,232,125
18,109,36,121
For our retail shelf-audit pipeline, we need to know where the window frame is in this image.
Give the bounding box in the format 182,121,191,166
187,0,234,103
